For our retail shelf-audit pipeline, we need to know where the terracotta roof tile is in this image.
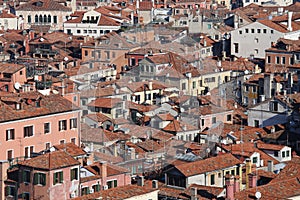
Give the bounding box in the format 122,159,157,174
16,0,72,11
0,92,79,123
72,184,158,200
53,142,86,157
19,150,80,170
172,153,242,177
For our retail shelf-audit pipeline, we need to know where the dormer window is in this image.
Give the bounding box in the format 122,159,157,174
16,103,21,110
35,100,40,108
34,1,43,7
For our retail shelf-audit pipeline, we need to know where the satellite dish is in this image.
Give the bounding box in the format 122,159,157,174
14,82,21,90
255,191,262,199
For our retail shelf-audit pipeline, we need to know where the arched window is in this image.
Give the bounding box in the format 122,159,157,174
28,15,31,23
35,15,38,23
39,15,42,23
48,15,51,23
43,15,47,23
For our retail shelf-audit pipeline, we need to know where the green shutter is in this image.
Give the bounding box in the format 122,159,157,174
59,171,63,183
33,173,38,185
5,186,9,196
53,173,57,185
114,180,117,187
41,173,46,186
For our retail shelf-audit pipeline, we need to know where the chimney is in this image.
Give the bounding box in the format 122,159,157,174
288,73,293,88
254,142,257,148
137,176,144,186
100,161,107,180
225,175,235,200
149,81,153,90
130,147,136,159
246,159,252,189
248,173,257,188
267,160,274,172
260,95,265,102
190,187,197,200
152,180,158,189
287,12,293,31
234,176,240,193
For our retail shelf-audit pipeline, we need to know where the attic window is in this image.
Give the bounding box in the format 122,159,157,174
15,103,21,110
35,1,43,7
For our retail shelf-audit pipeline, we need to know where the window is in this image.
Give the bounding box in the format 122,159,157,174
70,168,78,181
286,150,290,157
273,102,278,111
81,187,89,195
28,15,31,23
35,15,38,23
252,157,258,164
5,186,15,197
257,29,261,33
270,30,274,34
22,193,30,200
6,129,15,141
71,138,76,144
192,81,196,89
212,117,216,124
77,29,81,34
24,126,33,137
274,151,278,157
201,119,205,126
60,140,65,144
267,56,271,63
48,15,51,23
210,174,215,185
24,146,34,158
282,151,285,158
282,57,286,64
182,83,186,90
208,24,211,29
227,114,232,121
245,85,249,92
251,29,255,33
254,120,259,128
59,120,67,131
231,170,235,175
263,29,267,33
7,150,13,160
23,170,31,183
70,118,78,129
53,16,57,24
46,142,50,149
67,29,71,34
276,56,280,64
252,86,256,93
53,171,63,185
218,172,221,178
255,38,258,43
254,49,258,54
34,173,46,185
84,50,88,56
107,180,117,189
239,30,242,34
92,184,101,192
44,123,50,134
245,28,249,33
234,43,239,53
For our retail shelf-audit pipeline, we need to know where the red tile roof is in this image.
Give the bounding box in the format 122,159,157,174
19,150,80,170
72,184,158,200
0,92,79,123
16,0,72,11
172,153,242,177
87,97,123,108
53,142,86,157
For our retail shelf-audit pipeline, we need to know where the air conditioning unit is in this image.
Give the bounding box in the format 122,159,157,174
70,192,76,198
89,188,94,193
103,185,108,190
